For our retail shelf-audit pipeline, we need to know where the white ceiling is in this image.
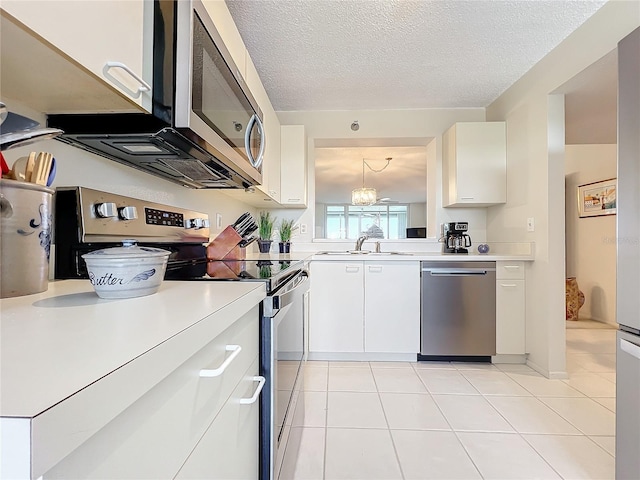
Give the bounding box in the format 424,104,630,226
226,0,618,202
226,0,607,111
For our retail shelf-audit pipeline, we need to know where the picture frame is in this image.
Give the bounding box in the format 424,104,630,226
577,178,617,218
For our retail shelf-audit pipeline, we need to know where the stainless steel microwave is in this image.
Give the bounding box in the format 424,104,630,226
48,0,264,189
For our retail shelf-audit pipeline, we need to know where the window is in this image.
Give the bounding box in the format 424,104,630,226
325,204,408,239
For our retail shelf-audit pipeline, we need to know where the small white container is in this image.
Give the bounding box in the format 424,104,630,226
82,240,170,299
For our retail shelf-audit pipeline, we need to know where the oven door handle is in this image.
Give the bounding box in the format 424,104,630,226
199,344,242,377
274,272,309,308
239,375,266,405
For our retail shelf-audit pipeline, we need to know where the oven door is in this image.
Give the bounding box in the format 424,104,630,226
174,0,264,184
260,270,309,480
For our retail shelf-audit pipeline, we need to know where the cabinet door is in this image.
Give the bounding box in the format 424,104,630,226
496,280,526,354
175,359,261,480
365,262,420,353
280,125,307,207
3,0,152,111
42,310,259,479
443,122,506,207
309,262,364,353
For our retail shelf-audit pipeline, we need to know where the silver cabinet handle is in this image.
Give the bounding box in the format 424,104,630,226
345,265,360,273
368,266,383,273
240,376,266,405
621,338,640,360
199,344,242,377
503,265,521,270
460,196,475,200
103,61,151,99
245,114,265,169
500,283,518,288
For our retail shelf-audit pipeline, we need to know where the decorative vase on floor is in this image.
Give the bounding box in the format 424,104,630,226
278,242,291,254
257,239,272,253
566,277,585,321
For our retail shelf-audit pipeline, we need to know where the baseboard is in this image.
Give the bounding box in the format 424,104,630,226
526,358,569,379
492,354,527,364
307,352,416,362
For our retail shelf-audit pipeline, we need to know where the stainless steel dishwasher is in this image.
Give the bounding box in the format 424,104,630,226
420,261,496,360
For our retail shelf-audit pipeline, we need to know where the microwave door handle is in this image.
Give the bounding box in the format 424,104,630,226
244,114,265,169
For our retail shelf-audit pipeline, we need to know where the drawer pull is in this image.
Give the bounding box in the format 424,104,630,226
200,345,242,378
500,283,518,288
368,266,383,273
503,265,521,270
345,266,360,273
240,376,266,405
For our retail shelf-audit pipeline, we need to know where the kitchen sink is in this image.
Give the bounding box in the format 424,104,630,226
316,251,412,256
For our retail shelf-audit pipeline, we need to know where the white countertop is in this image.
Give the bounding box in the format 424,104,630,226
0,280,266,418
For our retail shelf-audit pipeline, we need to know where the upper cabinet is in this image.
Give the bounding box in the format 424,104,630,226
442,122,507,207
1,1,152,112
201,0,246,81
280,125,308,208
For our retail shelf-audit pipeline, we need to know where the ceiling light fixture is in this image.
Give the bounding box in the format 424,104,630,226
351,157,392,206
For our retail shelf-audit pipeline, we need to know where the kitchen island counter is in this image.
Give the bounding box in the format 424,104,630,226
1,279,266,479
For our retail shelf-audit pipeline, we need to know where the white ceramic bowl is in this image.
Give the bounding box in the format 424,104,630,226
82,240,170,299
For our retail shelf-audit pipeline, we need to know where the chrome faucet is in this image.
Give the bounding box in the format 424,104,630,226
354,234,369,251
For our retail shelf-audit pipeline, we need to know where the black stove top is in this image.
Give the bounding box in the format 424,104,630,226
165,258,305,294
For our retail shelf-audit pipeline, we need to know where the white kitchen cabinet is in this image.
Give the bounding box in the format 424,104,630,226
495,261,526,355
365,262,420,353
202,0,247,81
309,261,420,357
442,122,506,207
280,125,308,208
175,359,261,480
309,261,364,353
2,0,153,112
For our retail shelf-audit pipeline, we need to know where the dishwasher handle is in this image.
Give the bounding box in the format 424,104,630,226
423,267,496,276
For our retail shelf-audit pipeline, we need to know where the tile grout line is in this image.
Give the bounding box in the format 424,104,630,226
322,364,329,480
411,362,486,479
371,362,407,480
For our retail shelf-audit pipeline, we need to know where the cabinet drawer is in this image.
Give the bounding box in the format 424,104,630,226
175,358,261,480
496,261,525,280
43,309,259,479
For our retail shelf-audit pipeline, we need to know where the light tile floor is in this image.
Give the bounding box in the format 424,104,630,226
279,326,617,480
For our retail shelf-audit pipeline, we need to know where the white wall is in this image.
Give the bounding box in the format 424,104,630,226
486,0,639,377
276,108,489,246
565,144,617,325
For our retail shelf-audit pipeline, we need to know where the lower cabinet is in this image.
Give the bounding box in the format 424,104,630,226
175,359,261,480
309,261,364,353
365,262,420,353
42,307,260,479
309,261,420,356
495,262,526,355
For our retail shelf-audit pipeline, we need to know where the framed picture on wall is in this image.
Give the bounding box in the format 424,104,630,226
577,178,617,218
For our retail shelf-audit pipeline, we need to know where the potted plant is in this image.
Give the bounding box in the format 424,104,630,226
257,211,275,253
278,218,296,253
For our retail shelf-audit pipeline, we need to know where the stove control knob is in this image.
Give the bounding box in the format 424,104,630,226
95,202,117,218
118,206,138,220
186,218,210,229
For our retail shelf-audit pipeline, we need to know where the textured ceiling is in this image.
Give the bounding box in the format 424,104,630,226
226,0,607,111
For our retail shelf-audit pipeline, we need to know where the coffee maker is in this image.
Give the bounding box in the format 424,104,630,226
443,222,472,254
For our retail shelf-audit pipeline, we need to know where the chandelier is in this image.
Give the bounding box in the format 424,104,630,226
351,157,392,206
